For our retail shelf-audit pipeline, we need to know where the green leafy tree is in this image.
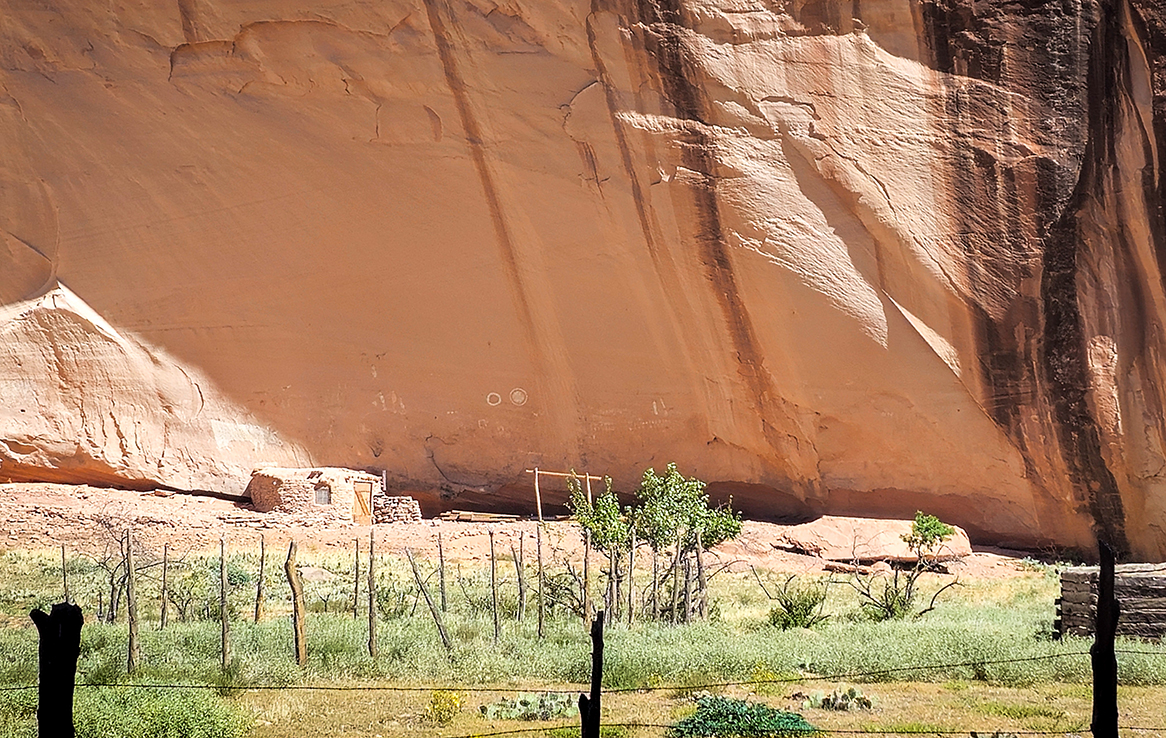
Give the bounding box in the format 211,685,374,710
633,463,741,551
902,511,955,560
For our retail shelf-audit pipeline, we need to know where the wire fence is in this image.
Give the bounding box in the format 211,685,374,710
0,649,1101,693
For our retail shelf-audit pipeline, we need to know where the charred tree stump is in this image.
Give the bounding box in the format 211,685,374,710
578,610,604,738
30,602,83,738
1091,540,1119,738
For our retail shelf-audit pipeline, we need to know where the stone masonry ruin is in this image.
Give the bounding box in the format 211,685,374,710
246,467,420,524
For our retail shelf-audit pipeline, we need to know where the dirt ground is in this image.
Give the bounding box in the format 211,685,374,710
0,482,1032,578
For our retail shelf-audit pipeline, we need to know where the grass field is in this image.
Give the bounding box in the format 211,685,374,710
1,546,1165,737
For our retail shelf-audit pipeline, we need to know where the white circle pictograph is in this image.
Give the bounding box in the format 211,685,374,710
509,388,528,406
486,392,502,406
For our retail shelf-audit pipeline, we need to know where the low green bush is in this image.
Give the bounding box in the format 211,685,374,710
668,696,817,737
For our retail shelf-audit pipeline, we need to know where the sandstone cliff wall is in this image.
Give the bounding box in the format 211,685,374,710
1,0,1164,557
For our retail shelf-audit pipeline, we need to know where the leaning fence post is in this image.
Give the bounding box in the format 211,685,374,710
285,541,307,666
31,602,83,738
406,547,452,652
1091,540,1119,738
579,610,604,738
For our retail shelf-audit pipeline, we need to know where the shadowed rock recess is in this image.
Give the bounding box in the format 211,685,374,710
1,0,1164,558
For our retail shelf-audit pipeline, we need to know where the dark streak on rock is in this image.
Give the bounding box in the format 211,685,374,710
920,0,1137,553
420,0,545,385
629,0,807,473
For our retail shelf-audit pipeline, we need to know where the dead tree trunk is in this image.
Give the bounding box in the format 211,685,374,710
31,603,84,738
284,541,307,667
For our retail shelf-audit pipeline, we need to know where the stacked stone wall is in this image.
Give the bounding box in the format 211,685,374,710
374,495,422,523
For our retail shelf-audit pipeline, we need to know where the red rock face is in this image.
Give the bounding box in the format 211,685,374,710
1,0,1165,558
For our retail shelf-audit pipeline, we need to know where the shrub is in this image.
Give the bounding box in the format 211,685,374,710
425,689,463,725
850,511,959,621
767,577,829,630
669,696,817,737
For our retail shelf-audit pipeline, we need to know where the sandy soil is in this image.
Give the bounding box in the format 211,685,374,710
0,482,1032,579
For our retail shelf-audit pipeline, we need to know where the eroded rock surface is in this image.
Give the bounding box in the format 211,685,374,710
2,0,1165,557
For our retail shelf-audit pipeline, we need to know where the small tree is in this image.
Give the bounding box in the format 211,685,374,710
570,463,741,623
850,511,959,621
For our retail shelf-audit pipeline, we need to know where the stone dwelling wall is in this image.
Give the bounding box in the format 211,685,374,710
246,467,380,522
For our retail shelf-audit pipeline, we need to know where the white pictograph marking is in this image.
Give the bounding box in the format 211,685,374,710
486,392,502,406
510,388,528,406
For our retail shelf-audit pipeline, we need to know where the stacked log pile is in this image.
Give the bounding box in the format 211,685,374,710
1057,564,1166,640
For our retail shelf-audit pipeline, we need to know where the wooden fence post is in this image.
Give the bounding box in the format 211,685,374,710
537,523,545,639
254,534,265,623
60,544,68,603
438,531,448,612
695,530,707,619
368,529,377,658
582,528,592,627
125,530,139,673
160,543,169,630
579,610,605,738
406,548,451,652
285,541,307,667
30,602,83,738
512,535,526,622
1091,540,1119,738
627,528,635,627
489,530,500,643
353,537,360,620
220,535,230,671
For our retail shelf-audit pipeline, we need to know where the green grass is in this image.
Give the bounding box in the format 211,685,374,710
4,548,1166,736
